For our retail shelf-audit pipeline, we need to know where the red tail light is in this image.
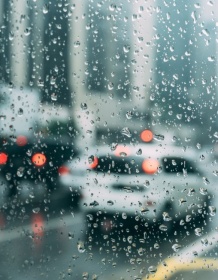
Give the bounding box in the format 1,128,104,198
32,153,46,167
16,135,27,146
0,152,8,165
58,165,70,175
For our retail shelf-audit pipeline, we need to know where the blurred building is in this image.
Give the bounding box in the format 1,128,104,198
0,0,71,105
70,0,156,147
0,0,156,148
152,0,218,145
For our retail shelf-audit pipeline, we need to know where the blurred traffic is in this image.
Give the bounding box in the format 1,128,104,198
0,0,218,279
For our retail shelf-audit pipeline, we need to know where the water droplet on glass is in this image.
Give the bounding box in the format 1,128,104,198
127,235,133,243
159,224,168,231
200,187,208,195
43,4,49,14
209,206,216,216
176,114,182,120
201,238,208,246
109,4,116,11
185,215,192,222
194,227,202,236
191,11,197,23
148,266,157,274
18,108,23,116
74,41,80,48
89,201,99,207
126,111,133,119
9,31,14,41
77,241,85,253
107,200,114,206
202,29,210,36
88,155,94,164
51,93,57,101
110,143,118,151
17,167,24,177
122,212,127,219
32,207,40,214
154,134,164,141
213,132,218,138
187,188,195,196
6,173,11,180
208,56,215,62
154,243,160,249
81,103,87,110
68,232,74,239
179,198,187,205
162,212,172,221
136,149,142,155
24,28,31,36
172,243,181,252
123,45,131,53
141,208,149,214
108,82,114,90
121,127,132,138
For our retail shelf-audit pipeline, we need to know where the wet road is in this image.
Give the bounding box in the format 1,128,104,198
0,192,217,280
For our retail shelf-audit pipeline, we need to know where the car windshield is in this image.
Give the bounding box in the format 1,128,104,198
0,0,217,279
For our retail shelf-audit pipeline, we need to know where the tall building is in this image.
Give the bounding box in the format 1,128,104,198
0,0,71,105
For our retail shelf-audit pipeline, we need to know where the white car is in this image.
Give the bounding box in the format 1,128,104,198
59,144,213,239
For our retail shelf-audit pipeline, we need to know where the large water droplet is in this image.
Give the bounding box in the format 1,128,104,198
159,224,168,231
108,82,114,90
172,243,181,252
43,4,49,14
121,127,132,138
123,45,131,53
195,228,202,236
77,241,85,253
148,266,157,274
209,206,216,216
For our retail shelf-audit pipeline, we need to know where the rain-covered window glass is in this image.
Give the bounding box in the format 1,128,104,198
86,1,131,96
0,0,217,279
162,157,197,174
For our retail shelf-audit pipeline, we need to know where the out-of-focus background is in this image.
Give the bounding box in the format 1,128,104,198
0,0,218,279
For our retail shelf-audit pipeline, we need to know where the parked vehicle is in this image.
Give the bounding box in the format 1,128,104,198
0,84,76,205
59,143,213,241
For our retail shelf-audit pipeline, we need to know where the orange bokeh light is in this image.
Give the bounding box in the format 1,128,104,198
140,129,153,142
32,153,46,167
0,153,8,165
16,135,27,146
89,156,98,169
142,158,159,174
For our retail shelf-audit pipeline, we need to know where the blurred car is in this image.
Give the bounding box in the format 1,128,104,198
59,143,212,240
0,85,75,205
145,229,218,280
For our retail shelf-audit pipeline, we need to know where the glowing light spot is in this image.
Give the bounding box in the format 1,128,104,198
58,165,70,175
32,153,46,167
0,153,8,164
140,129,153,142
142,159,159,174
31,213,44,244
16,135,27,146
